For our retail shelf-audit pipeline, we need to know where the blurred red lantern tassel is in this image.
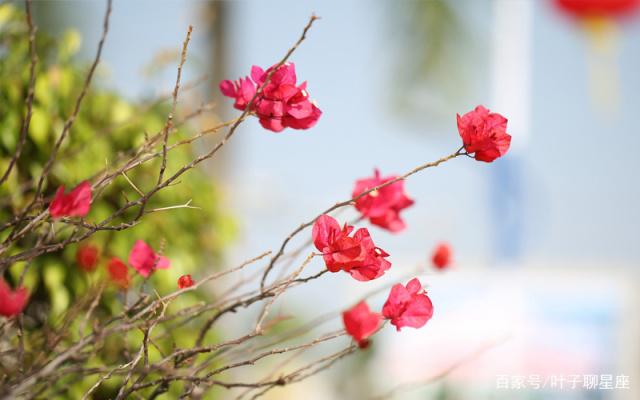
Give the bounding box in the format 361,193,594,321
554,0,639,116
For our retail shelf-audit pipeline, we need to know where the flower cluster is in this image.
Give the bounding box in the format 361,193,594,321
352,169,414,232
49,181,92,219
220,62,322,132
431,242,452,270
457,105,511,163
178,274,194,289
46,181,191,292
128,240,170,278
78,240,171,288
342,301,382,349
382,278,434,331
34,78,510,356
342,278,434,347
312,215,391,281
6,191,188,317
0,279,29,318
311,209,444,347
107,257,130,289
76,244,100,272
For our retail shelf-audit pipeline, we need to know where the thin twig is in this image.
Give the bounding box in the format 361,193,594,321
260,146,466,288
371,335,510,399
29,0,113,209
158,25,192,185
0,0,37,186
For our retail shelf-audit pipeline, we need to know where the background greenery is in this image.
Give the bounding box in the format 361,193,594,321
0,4,234,397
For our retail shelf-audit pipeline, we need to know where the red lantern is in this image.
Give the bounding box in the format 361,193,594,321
555,0,640,18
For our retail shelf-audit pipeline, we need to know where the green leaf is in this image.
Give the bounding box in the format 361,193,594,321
28,106,50,149
0,112,19,152
59,29,82,60
0,4,14,29
111,99,133,124
44,262,70,316
35,74,53,107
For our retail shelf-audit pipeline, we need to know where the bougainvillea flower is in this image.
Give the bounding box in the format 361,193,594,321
49,181,92,219
128,240,170,278
312,214,391,281
431,242,452,270
457,105,511,163
178,274,194,289
107,257,130,289
76,244,100,272
342,301,382,349
382,278,434,331
0,279,29,317
219,77,256,111
352,169,415,232
220,62,322,132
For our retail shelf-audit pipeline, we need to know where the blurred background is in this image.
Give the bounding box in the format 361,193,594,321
11,0,640,398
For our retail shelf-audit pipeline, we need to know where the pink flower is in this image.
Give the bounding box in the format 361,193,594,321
107,257,130,289
431,243,452,270
342,301,382,349
49,181,92,219
220,62,322,132
76,244,100,272
219,77,256,111
457,105,511,162
178,274,194,289
0,279,29,318
128,240,170,278
382,278,434,331
312,214,391,281
352,169,415,232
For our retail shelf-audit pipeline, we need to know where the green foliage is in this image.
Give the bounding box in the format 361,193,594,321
390,1,479,127
0,4,234,396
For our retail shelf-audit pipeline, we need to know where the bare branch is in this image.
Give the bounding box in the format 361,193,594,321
30,0,113,207
0,0,37,186
158,25,193,185
261,146,467,288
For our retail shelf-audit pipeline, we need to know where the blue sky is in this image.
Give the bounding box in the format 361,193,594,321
60,0,640,270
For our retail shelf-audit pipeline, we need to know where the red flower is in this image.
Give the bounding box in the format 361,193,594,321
0,279,29,317
178,274,194,289
49,181,92,219
457,106,511,163
352,169,414,232
312,214,391,281
219,77,256,111
128,240,170,278
555,0,640,17
342,301,382,348
76,244,100,272
220,62,322,132
431,243,452,270
107,257,130,289
382,278,434,332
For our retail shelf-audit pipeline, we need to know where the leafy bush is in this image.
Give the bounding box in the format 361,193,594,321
0,4,233,395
